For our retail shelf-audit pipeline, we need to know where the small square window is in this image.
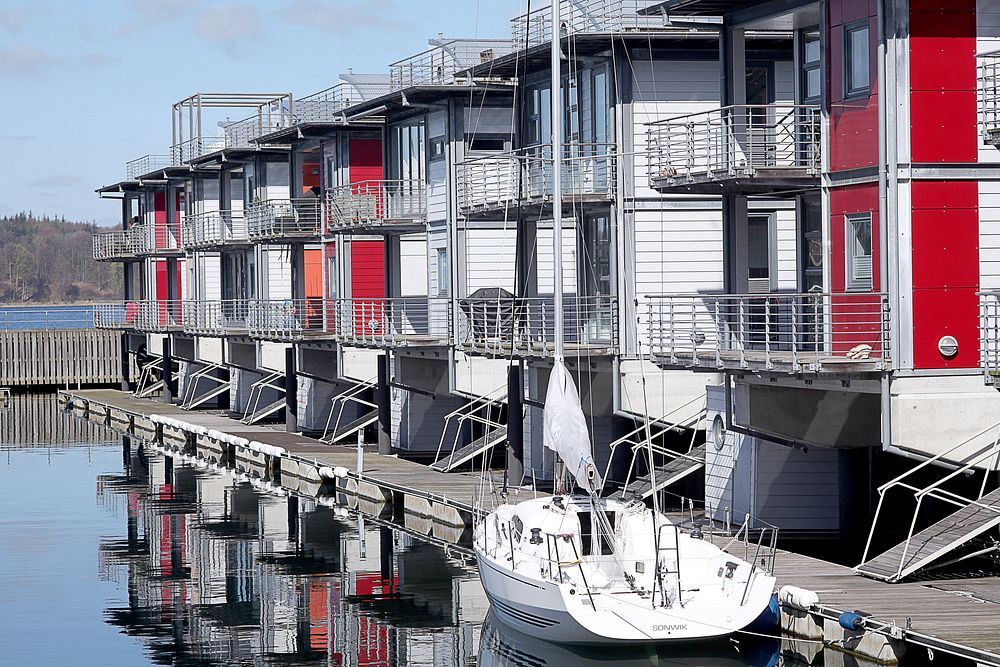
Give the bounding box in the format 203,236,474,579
846,213,872,291
844,22,870,98
429,137,446,161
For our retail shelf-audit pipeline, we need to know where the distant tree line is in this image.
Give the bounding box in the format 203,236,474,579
0,212,123,303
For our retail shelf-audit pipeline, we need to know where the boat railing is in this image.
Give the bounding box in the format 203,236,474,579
722,513,780,604
653,523,683,608
544,532,597,610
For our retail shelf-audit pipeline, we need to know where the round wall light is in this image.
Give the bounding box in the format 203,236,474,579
938,335,959,358
712,414,726,451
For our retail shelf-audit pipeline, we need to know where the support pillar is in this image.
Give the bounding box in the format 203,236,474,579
379,526,394,587
161,337,174,404
506,364,524,486
285,346,298,433
377,353,391,455
120,332,131,392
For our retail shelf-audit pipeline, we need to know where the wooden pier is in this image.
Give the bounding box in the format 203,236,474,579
0,330,123,387
56,387,1000,667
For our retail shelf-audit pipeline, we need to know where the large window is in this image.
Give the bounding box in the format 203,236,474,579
801,31,821,102
845,21,870,98
846,213,873,291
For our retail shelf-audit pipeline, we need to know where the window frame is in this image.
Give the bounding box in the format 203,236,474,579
843,20,871,100
845,212,873,292
436,247,450,297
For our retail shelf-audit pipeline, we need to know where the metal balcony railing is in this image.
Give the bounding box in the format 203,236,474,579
458,295,618,357
331,297,452,348
182,300,251,336
181,210,247,249
324,180,427,233
457,143,616,214
94,300,185,333
511,0,666,48
134,222,182,255
224,112,290,149
389,39,514,90
980,290,1000,383
292,82,391,124
247,198,323,240
647,105,821,187
979,54,1000,145
93,228,144,261
247,298,329,342
645,292,892,373
126,155,171,180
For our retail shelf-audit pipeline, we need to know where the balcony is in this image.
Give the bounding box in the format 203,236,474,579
181,210,248,249
94,300,184,333
93,228,142,261
457,295,618,358
247,198,323,241
126,155,171,180
457,143,616,218
980,291,1000,384
645,292,891,374
291,81,391,124
511,0,666,49
329,298,452,348
980,55,1000,146
324,180,427,234
647,105,821,195
389,39,514,90
182,300,250,337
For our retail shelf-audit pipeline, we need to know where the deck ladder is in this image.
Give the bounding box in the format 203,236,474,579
241,370,286,425
320,377,378,444
432,389,510,472
180,362,230,410
856,423,1000,582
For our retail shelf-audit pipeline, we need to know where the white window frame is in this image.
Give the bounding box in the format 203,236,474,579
845,212,873,291
436,247,450,297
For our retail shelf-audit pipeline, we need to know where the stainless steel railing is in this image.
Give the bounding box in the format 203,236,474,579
182,299,251,336
980,290,1000,382
246,198,323,240
647,104,821,185
126,155,171,180
980,55,1000,144
389,39,514,90
511,0,666,48
181,210,247,248
330,297,452,347
247,298,330,341
94,300,185,332
292,81,391,124
458,295,618,356
457,143,616,214
324,180,427,233
93,228,142,261
645,292,891,373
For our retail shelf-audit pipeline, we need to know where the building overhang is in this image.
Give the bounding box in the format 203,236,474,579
642,0,819,29
254,118,385,145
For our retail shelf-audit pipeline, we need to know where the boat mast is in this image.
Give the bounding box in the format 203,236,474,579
551,0,564,363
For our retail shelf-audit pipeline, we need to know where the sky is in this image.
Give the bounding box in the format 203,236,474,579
0,0,530,226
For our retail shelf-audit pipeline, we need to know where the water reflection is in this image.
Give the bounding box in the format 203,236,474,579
97,441,486,665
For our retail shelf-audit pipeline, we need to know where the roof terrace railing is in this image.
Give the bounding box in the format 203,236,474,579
647,104,821,187
181,210,247,249
389,39,514,90
511,0,666,48
457,143,617,214
292,81,392,124
223,110,291,150
247,198,323,240
324,180,427,233
126,155,172,180
645,292,891,374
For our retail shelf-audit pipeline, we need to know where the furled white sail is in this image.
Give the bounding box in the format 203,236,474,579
543,359,603,493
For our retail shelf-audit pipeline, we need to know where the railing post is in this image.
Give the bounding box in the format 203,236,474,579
764,296,773,370
739,297,747,368
791,296,799,371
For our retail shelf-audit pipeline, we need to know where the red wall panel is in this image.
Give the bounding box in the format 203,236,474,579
153,191,167,250
827,2,879,171
829,183,880,292
351,240,385,300
910,180,979,369
349,139,383,183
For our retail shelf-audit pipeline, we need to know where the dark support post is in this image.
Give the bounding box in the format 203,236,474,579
379,526,394,589
285,346,298,433
161,337,174,404
507,364,524,486
120,332,131,392
376,353,391,455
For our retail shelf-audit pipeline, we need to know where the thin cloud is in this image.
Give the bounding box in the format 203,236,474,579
115,0,199,37
194,4,266,54
23,175,85,189
0,6,39,33
0,135,38,143
0,46,117,77
277,0,402,35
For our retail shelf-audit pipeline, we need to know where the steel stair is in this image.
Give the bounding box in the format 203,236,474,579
324,410,378,444
241,370,285,425
432,425,508,472
623,443,707,500
320,377,377,444
181,362,229,410
134,355,165,398
857,423,1000,582
856,488,1000,581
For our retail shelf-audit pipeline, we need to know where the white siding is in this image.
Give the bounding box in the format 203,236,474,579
536,225,577,294
262,246,292,299
399,237,428,296
981,180,1000,289
774,208,798,290
464,227,517,293
265,161,290,199
197,252,222,301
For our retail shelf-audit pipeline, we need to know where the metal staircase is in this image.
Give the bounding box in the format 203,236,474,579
180,362,230,410
320,377,377,445
241,370,285,425
432,389,509,472
857,424,1000,582
607,407,707,500
134,355,166,398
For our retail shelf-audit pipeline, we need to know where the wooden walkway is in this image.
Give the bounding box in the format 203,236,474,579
58,387,1000,666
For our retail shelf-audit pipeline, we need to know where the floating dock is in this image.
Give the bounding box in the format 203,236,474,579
57,387,1000,666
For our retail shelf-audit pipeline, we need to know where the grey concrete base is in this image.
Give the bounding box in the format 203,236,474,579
823,618,906,666
781,605,824,640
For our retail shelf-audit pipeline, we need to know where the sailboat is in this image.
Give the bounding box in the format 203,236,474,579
471,0,776,645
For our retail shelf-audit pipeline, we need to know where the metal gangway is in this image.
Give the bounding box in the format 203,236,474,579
241,370,286,425
857,424,1000,582
320,377,378,445
432,388,510,472
180,362,230,410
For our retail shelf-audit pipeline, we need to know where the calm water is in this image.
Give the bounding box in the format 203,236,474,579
0,407,786,665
